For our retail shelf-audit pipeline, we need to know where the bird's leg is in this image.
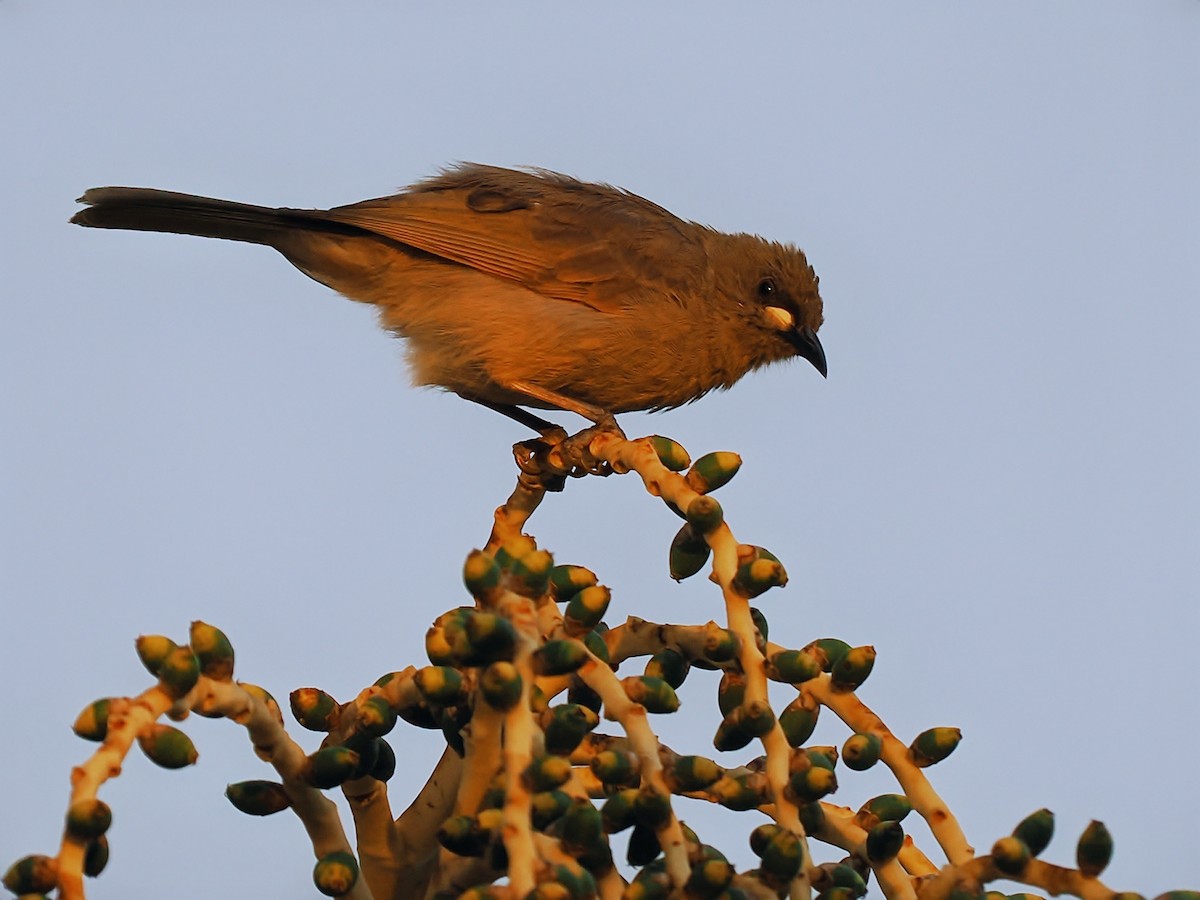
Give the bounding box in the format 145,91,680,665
505,381,626,479
458,394,572,491
507,381,611,426
462,384,624,486
463,395,567,437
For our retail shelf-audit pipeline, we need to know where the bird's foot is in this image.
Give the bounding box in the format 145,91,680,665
511,418,625,490
513,426,570,492
558,416,625,477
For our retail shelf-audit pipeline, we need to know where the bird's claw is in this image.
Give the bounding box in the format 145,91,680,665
558,417,624,477
513,430,569,492
511,419,625,489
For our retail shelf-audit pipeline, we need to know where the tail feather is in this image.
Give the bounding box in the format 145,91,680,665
71,188,355,247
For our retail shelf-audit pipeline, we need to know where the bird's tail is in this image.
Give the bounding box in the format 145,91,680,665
71,188,346,247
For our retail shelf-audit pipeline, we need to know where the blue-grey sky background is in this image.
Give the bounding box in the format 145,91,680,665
2,3,1197,897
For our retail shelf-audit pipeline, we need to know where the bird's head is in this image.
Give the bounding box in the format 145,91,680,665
712,233,826,378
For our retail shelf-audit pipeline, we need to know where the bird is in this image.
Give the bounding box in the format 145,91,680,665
71,164,826,432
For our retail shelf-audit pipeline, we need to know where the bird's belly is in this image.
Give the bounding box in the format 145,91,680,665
341,260,730,413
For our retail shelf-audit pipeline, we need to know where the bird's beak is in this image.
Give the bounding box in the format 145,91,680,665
788,327,827,378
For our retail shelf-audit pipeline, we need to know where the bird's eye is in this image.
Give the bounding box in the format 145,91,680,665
757,278,777,299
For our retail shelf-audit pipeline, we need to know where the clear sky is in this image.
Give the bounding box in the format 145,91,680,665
2,3,1197,897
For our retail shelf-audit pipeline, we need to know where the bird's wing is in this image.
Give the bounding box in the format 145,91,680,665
297,165,707,312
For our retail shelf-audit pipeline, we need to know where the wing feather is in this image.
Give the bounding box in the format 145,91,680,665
296,164,706,311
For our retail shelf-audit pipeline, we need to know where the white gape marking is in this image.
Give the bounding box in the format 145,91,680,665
764,306,795,331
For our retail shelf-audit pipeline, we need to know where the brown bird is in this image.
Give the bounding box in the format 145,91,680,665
71,164,826,431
